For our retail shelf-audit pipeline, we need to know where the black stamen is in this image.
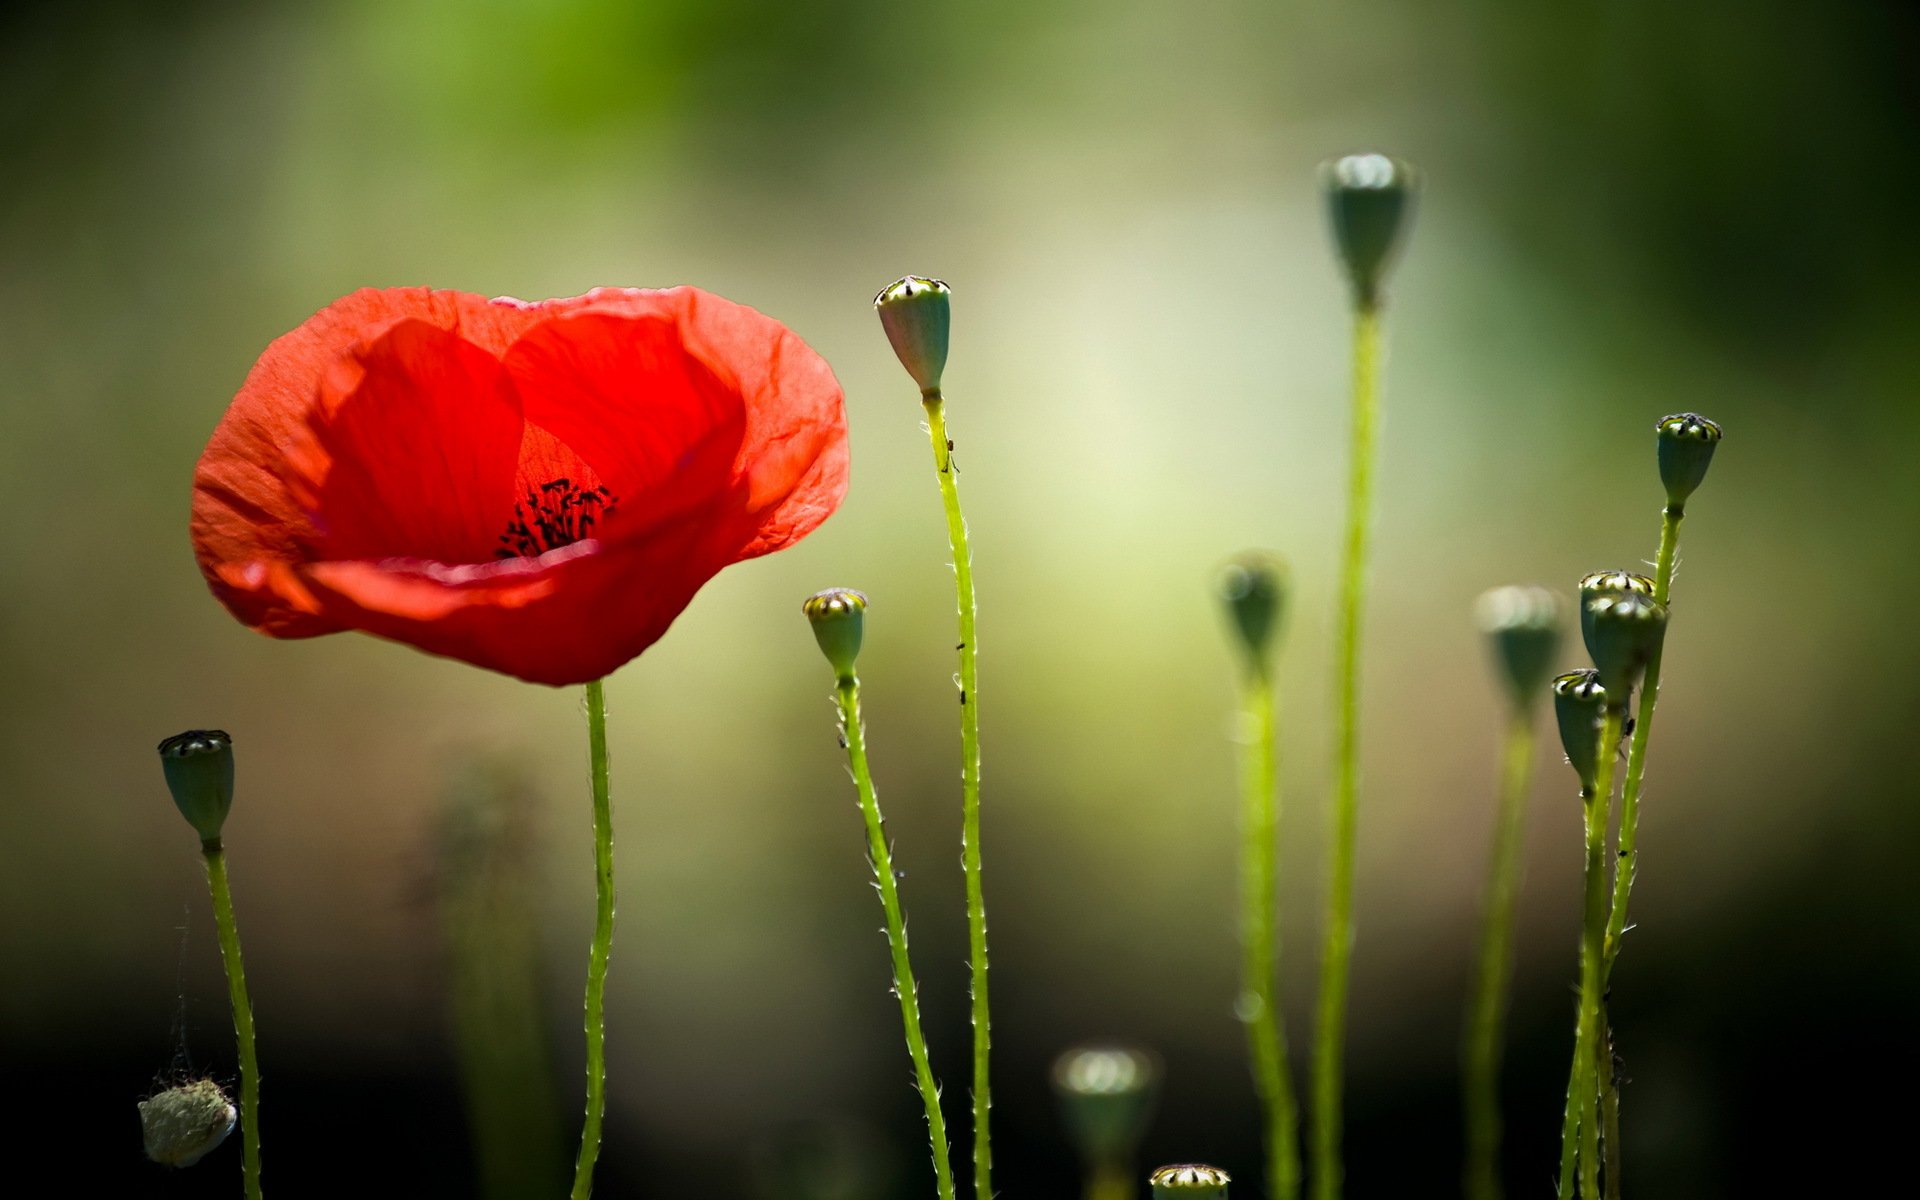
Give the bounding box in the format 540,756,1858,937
495,478,619,559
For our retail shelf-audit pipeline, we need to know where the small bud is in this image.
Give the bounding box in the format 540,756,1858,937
1577,571,1655,653
139,1079,237,1168
803,588,869,682
1552,669,1608,795
874,276,951,395
1582,590,1668,700
1218,553,1289,677
158,729,234,844
1150,1164,1230,1199
1475,585,1564,711
1656,412,1722,509
1053,1044,1161,1169
1324,153,1418,309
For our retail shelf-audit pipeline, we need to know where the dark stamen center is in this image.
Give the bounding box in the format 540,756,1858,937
496,477,618,559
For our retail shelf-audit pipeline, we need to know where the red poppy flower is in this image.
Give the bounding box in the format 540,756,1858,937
192,286,848,685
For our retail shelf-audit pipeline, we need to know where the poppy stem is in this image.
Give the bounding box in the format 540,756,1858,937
201,839,263,1200
1462,713,1538,1200
1310,300,1382,1200
1562,707,1622,1198
570,679,615,1200
1589,504,1684,1177
1237,666,1301,1200
921,390,993,1200
833,672,960,1200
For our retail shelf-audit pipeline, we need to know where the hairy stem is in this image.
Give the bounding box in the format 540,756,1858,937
1564,707,1622,1198
202,841,262,1200
1238,669,1301,1200
1603,505,1682,972
1462,714,1537,1200
570,679,615,1200
922,391,993,1200
836,675,959,1200
1311,301,1382,1200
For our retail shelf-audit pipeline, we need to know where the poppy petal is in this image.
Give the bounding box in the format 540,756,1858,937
193,285,849,682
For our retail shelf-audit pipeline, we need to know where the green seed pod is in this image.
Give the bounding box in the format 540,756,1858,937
158,730,235,844
1475,585,1564,711
1656,412,1723,509
1551,669,1608,795
1577,571,1655,653
873,276,951,395
1217,552,1289,678
1583,590,1668,700
1324,153,1418,310
1150,1164,1230,1199
802,588,868,682
1052,1044,1161,1169
138,1079,237,1168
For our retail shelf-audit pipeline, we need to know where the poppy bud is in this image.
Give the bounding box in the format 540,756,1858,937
138,1079,237,1168
158,729,235,844
1582,591,1668,700
1052,1044,1161,1169
874,276,951,395
1475,585,1564,711
1576,571,1654,654
1150,1164,1230,1199
1324,153,1418,310
803,588,868,682
1552,669,1608,795
1218,553,1289,678
1656,412,1723,509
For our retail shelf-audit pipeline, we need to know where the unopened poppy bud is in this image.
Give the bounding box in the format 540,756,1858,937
1656,412,1723,509
1324,153,1417,309
803,588,868,682
1475,585,1564,711
1552,669,1608,794
1582,591,1668,700
1053,1044,1161,1168
139,1079,237,1168
1218,553,1289,677
874,276,951,395
1577,571,1654,653
158,730,235,844
1150,1164,1230,1199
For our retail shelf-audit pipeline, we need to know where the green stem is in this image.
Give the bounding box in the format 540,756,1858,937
1088,1161,1133,1200
923,391,992,1200
201,841,263,1200
570,679,615,1200
1599,1022,1622,1200
836,676,959,1200
1568,708,1622,1199
1238,669,1301,1200
1462,714,1537,1200
1603,504,1682,971
1311,301,1382,1200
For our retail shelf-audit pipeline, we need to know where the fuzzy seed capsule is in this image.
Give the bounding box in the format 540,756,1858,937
1552,669,1608,795
803,588,869,682
1218,552,1289,678
1053,1044,1161,1169
874,276,951,395
1656,412,1723,509
1583,590,1668,700
158,730,235,844
1475,585,1564,711
1150,1164,1230,1198
139,1079,237,1168
1324,153,1418,309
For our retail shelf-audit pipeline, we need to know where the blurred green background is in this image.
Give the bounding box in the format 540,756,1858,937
4,1,1917,1196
